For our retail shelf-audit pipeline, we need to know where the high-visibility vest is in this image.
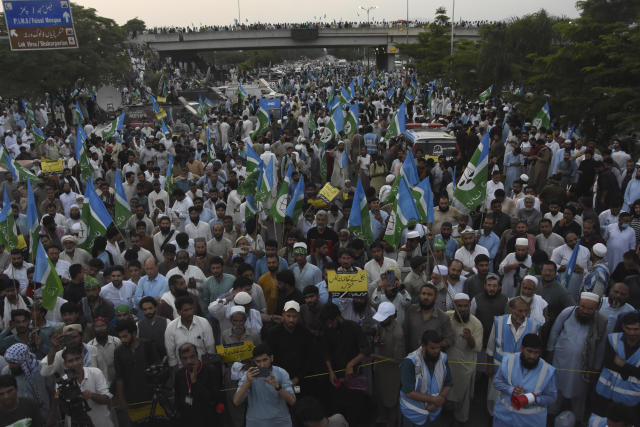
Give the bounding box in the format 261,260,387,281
399,350,447,425
596,332,640,406
493,315,540,364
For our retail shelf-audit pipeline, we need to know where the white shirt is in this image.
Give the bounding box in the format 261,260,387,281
498,252,533,299
164,315,216,367
551,244,590,270
364,257,398,293
87,335,121,384
544,212,563,227
208,300,263,332
166,265,207,291
515,197,541,214
454,244,490,273
599,210,620,238
59,191,79,217
486,315,529,357
60,367,113,427
172,197,194,225
527,294,548,326
485,180,504,210
536,232,565,258
3,262,33,294
185,220,212,240
53,259,71,281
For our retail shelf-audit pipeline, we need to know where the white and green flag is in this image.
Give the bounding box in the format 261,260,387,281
100,112,125,141
0,191,18,251
75,126,93,182
348,177,373,246
0,147,42,184
285,176,305,223
384,178,421,248
453,132,490,213
114,170,132,230
384,102,406,140
256,157,274,203
34,241,63,311
270,163,292,223
251,99,271,140
344,103,359,136
78,179,113,251
532,101,551,130
479,84,493,102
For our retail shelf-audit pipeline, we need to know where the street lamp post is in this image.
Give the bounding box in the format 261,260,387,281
237,0,241,25
450,0,455,56
359,5,378,25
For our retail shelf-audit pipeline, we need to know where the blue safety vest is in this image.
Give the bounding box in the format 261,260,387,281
399,350,447,425
493,315,540,364
587,413,607,427
596,332,640,406
493,353,555,427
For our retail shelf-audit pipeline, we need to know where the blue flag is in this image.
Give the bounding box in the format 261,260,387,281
161,120,170,135
402,149,420,187
560,238,582,290
285,176,305,221
387,87,395,100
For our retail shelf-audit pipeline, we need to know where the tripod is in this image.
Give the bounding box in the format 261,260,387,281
135,384,175,426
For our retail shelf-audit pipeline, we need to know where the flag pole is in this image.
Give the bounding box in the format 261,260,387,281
423,233,463,320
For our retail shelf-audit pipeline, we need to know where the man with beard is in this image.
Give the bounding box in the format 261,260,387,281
60,234,91,266
582,243,610,296
371,302,405,427
153,215,175,262
202,256,235,307
257,254,280,315
432,194,462,235
463,254,491,299
547,292,607,423
471,274,508,351
207,223,233,261
397,231,422,269
185,206,212,240
477,216,500,269
605,212,636,272
498,238,532,299
80,276,115,324
291,243,322,293
166,250,206,298
404,283,455,353
493,334,557,426
255,239,289,280
125,204,154,237
99,265,137,311
599,282,635,334
137,296,168,356
1,343,53,423
593,312,640,425
551,232,590,301
371,267,412,325
114,319,160,426
454,227,489,277
490,199,512,238
307,211,339,259
300,285,325,336
433,222,459,261
446,293,483,427
365,242,399,294
87,317,121,385
399,329,452,427
517,195,542,235
0,309,50,359
3,249,33,296
536,218,564,258
122,232,153,266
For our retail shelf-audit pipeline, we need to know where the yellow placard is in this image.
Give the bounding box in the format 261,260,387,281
215,340,255,363
40,158,63,173
318,183,341,204
327,270,368,296
388,47,398,54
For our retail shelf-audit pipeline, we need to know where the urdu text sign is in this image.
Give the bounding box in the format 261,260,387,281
2,0,78,51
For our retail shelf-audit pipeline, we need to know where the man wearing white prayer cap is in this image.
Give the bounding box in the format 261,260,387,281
582,243,610,296
551,232,590,301
519,275,548,325
454,227,489,277
447,291,483,425
497,237,532,299
546,289,607,423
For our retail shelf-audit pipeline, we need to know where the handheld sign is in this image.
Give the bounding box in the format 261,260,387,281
327,269,368,298
318,183,340,204
215,340,255,363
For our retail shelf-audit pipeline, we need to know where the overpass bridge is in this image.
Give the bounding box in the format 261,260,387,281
134,26,480,70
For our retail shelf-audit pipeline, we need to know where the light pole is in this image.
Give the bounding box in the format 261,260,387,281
450,0,455,56
359,5,378,25
406,0,409,45
237,0,241,25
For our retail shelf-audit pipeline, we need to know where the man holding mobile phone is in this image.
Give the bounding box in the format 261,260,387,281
233,343,296,426
371,267,412,325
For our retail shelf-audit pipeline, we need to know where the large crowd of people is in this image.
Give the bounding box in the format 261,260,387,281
0,59,638,427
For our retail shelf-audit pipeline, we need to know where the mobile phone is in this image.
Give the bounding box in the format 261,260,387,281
257,367,271,377
232,248,243,254
386,270,396,283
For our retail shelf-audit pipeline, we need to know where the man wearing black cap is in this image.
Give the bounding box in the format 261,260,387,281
493,333,557,426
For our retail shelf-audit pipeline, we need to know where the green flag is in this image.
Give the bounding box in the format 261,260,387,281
75,126,93,182
238,166,261,196
532,101,551,130
0,148,41,184
452,132,490,213
384,102,406,140
308,111,317,134
251,104,270,140
114,170,132,230
270,163,292,223
34,241,63,311
0,191,18,251
479,84,493,102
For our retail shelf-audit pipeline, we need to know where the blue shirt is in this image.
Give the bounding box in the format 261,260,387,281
134,274,169,305
291,262,322,293
478,231,500,261
433,234,459,260
254,256,288,280
238,365,294,426
100,281,137,309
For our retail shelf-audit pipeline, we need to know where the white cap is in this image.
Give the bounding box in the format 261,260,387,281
264,143,271,150
293,242,308,251
386,174,395,184
373,302,396,322
515,238,529,247
580,292,600,303
61,235,77,244
592,243,607,258
432,265,448,276
461,226,475,235
234,291,252,305
523,275,538,286
453,293,469,301
228,305,246,318
520,174,529,182
406,230,420,239
283,300,300,312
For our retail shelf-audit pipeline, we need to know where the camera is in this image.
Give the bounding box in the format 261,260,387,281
145,363,171,387
56,370,91,424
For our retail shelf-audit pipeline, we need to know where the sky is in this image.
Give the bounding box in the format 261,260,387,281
74,0,580,28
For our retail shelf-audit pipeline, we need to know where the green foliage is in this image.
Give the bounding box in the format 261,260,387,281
0,3,129,98
123,18,146,37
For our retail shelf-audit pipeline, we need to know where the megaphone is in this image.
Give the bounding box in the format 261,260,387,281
511,392,536,410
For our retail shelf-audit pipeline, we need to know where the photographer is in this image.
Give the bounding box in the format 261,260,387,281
233,344,296,426
55,346,113,427
40,324,108,379
174,343,224,426
113,319,160,426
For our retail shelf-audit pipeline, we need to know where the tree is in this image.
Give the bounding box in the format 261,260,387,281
528,0,640,138
0,3,130,98
123,18,146,38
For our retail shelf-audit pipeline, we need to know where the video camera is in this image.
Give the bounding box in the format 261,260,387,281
56,370,92,425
